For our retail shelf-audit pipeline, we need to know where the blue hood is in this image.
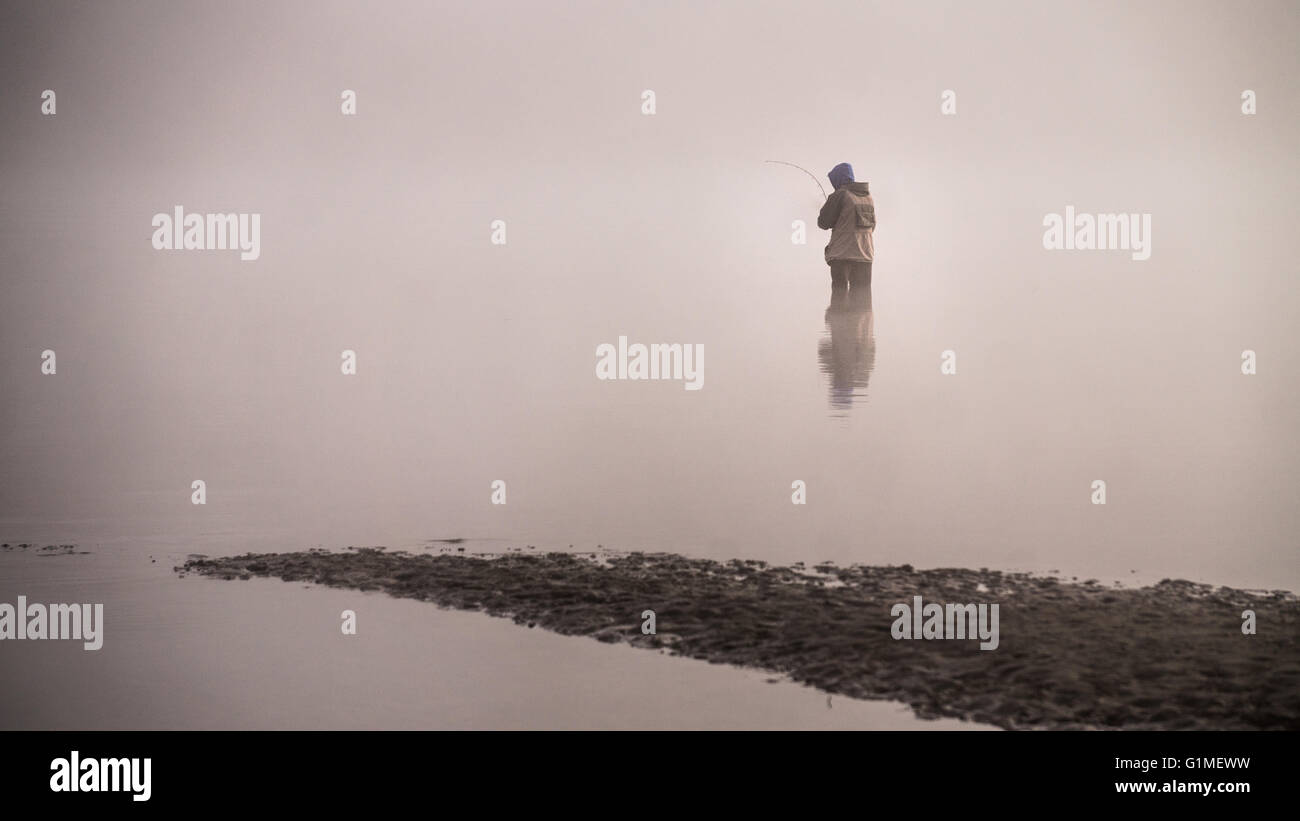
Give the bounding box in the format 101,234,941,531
828,162,855,190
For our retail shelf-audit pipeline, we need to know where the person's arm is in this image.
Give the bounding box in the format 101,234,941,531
817,190,844,230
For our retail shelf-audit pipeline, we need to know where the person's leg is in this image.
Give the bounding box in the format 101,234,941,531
829,260,849,288
849,260,872,289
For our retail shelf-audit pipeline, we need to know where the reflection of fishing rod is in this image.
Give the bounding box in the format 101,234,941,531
764,160,827,199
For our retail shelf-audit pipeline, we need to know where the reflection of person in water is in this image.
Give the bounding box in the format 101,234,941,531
817,162,875,289
818,283,876,412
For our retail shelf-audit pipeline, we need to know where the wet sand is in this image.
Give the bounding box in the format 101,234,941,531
3,546,989,730
180,548,1300,730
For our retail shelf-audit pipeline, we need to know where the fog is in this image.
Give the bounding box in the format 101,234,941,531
3,0,1298,594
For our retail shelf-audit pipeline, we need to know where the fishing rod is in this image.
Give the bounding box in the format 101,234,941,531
764,160,827,199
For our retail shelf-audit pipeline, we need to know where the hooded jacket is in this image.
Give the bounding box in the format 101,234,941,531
818,178,876,264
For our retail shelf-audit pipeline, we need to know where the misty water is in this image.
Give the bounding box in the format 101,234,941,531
8,227,1291,591
2,0,1297,728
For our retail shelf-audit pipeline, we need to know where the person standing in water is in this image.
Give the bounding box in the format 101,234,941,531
817,162,875,289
